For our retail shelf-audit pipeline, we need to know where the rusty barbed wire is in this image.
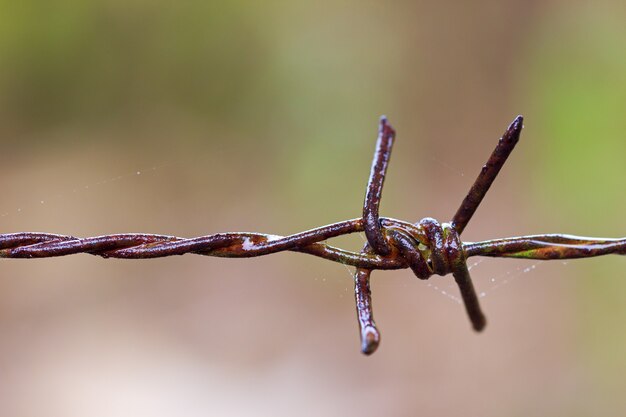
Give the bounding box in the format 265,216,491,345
1,116,624,355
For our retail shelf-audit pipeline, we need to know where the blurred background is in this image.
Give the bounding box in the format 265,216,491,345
0,0,625,416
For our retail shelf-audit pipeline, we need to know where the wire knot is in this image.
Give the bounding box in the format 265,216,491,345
385,218,465,280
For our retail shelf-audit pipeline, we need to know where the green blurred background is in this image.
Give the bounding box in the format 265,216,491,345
0,1,624,416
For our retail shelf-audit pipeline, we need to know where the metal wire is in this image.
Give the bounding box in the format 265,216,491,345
2,116,624,355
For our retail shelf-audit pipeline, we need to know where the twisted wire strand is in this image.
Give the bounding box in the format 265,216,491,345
3,224,622,264
1,116,624,356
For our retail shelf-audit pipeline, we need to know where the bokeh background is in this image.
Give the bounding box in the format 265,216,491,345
0,1,625,416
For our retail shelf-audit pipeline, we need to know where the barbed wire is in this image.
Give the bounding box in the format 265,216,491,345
1,116,624,355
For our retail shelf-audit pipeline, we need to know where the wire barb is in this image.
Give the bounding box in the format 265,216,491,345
1,116,624,355
354,244,380,355
451,116,523,234
363,116,396,256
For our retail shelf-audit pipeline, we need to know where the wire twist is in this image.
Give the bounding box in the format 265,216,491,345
1,116,624,355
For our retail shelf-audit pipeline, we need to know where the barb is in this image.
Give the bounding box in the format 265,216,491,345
363,116,396,256
354,244,380,355
451,116,523,234
1,116,624,355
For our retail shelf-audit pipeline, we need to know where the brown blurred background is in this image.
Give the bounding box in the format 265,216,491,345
0,1,625,416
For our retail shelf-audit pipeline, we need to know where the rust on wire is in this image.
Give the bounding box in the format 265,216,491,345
1,116,624,355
